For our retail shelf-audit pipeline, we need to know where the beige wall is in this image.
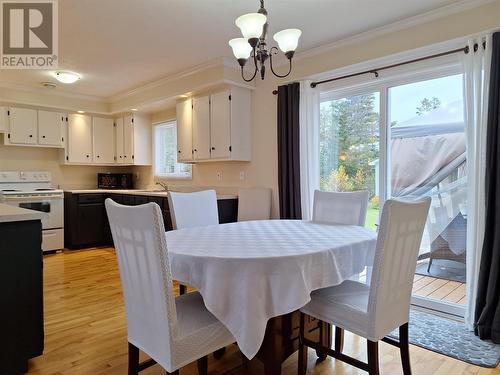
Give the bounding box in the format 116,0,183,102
0,141,131,189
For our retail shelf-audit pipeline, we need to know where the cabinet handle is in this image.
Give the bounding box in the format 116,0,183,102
119,156,122,158
97,155,100,158
86,154,90,158
211,147,215,151
42,135,46,138
194,149,198,152
29,134,33,138
178,150,181,154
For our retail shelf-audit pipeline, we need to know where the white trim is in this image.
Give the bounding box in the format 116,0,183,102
412,295,465,318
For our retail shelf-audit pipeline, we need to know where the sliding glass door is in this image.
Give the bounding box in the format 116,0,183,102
319,63,468,316
388,74,467,315
320,92,380,230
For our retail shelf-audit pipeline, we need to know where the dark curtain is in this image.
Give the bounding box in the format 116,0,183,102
475,32,500,343
277,82,302,219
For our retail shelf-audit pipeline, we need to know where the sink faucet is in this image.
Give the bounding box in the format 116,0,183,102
156,181,169,191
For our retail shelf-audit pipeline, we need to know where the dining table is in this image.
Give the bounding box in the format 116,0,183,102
166,219,377,374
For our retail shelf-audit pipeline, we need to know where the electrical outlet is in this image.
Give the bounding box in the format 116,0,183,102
135,172,140,181
239,171,246,181
216,171,223,181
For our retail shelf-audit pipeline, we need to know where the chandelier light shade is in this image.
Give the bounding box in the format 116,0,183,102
235,13,267,44
273,29,302,55
229,38,253,61
229,0,302,82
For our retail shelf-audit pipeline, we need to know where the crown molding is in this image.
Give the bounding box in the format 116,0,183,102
108,57,238,102
287,0,497,65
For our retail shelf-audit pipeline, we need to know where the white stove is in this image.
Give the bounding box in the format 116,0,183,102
0,171,64,252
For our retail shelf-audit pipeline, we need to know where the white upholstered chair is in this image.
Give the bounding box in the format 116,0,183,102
237,187,272,221
312,190,370,226
105,199,234,375
168,190,219,230
299,197,431,375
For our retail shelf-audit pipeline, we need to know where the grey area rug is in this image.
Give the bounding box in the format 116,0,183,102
389,310,500,367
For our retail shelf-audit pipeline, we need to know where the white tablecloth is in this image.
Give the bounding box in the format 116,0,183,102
166,220,377,358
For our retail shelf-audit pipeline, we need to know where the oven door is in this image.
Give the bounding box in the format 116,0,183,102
3,195,64,230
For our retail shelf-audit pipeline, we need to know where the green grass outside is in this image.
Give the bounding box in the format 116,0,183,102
365,207,379,230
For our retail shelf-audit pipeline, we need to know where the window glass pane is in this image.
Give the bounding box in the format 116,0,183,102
389,74,466,306
320,92,380,229
154,122,192,178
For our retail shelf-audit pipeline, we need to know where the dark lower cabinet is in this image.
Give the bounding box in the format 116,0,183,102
64,192,238,249
0,219,44,374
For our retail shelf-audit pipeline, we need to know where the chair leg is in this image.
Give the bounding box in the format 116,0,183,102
197,355,208,375
315,320,327,361
166,371,179,375
179,284,186,295
399,323,412,375
334,327,344,353
298,312,308,375
367,340,380,375
427,258,433,273
128,342,139,375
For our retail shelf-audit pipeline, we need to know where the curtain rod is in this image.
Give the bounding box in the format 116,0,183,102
271,42,485,95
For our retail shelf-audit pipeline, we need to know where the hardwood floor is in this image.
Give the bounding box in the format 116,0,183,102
28,248,498,375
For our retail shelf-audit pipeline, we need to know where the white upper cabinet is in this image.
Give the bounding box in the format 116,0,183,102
0,107,8,133
92,117,115,164
67,114,92,163
115,117,125,163
38,110,65,147
224,86,251,161
175,86,251,163
7,107,37,145
210,90,231,159
176,99,193,163
122,115,134,164
192,96,211,160
114,113,151,166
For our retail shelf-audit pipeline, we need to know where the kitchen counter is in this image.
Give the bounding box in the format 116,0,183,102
0,203,45,223
64,189,238,200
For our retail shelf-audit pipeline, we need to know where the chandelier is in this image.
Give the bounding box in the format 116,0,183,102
228,0,302,82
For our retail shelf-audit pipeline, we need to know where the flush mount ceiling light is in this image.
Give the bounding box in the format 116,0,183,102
229,0,302,82
54,71,80,84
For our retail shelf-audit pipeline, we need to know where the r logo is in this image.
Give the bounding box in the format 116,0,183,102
1,0,58,68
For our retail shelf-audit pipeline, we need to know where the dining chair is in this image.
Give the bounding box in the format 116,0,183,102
168,190,219,229
311,189,370,358
105,199,235,375
237,187,272,221
168,190,219,295
312,190,370,226
298,197,431,375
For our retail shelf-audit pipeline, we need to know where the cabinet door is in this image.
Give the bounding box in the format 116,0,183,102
192,96,211,160
123,115,134,164
115,117,125,163
77,204,105,245
38,110,65,147
67,114,92,163
0,107,8,133
8,107,37,144
176,100,193,162
92,117,115,163
210,91,231,159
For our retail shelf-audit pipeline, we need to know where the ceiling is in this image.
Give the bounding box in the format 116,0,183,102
0,0,469,99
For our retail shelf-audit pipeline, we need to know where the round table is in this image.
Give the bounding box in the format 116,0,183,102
166,219,377,360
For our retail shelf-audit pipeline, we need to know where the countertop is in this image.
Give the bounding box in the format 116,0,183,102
64,189,238,200
0,204,45,223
